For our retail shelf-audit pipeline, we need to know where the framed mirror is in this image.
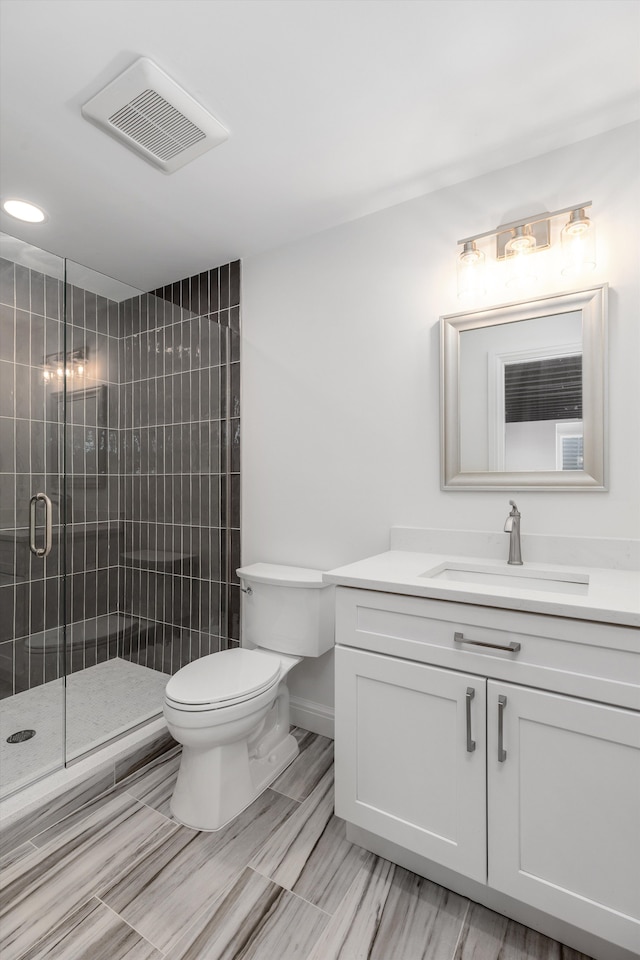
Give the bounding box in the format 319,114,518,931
440,284,608,490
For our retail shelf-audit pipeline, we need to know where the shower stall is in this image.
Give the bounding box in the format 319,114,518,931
0,234,241,800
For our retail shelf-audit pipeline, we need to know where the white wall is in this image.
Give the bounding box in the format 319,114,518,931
241,122,640,713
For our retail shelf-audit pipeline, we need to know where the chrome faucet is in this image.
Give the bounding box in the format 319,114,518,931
504,500,523,565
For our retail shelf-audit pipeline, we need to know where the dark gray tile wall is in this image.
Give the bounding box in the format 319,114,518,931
119,260,241,672
64,280,123,678
0,258,122,696
0,258,65,696
1,254,241,697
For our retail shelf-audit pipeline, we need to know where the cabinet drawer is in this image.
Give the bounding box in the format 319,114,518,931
336,587,640,710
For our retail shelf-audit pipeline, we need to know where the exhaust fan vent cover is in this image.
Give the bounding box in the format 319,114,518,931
82,57,228,173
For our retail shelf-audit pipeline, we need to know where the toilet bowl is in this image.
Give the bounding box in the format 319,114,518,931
163,563,335,831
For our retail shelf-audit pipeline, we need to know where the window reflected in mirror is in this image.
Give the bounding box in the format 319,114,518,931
459,312,582,473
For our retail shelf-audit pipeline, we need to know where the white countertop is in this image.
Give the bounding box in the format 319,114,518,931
324,550,640,627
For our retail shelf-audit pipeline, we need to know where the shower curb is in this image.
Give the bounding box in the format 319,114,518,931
0,718,177,858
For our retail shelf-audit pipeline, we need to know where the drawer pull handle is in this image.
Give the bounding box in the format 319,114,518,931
453,631,521,653
498,694,507,762
465,687,476,753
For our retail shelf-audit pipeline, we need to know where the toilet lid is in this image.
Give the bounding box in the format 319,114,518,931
165,648,281,707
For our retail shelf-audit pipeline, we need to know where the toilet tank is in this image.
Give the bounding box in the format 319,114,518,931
237,563,334,657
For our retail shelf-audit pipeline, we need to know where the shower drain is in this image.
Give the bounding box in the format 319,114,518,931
6,729,36,743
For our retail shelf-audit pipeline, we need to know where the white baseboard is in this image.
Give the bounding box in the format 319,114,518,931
290,696,334,739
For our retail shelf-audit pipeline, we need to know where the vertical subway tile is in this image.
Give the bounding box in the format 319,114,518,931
15,264,30,310
0,257,15,306
219,262,230,309
229,260,241,307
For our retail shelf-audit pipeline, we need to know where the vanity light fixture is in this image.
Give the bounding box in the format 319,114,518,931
42,348,87,382
456,202,595,298
2,198,47,223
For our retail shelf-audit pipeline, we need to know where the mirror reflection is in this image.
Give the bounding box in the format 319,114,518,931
459,311,582,473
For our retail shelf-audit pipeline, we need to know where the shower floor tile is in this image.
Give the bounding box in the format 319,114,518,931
0,658,168,800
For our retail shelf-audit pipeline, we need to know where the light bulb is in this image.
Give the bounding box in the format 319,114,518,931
56,367,64,378
456,241,486,298
561,208,595,276
505,225,537,288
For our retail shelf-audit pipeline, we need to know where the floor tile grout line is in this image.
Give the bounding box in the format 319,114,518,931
3,797,180,950
121,787,178,826
9,893,98,960
269,768,334,804
155,864,249,956
247,865,334,918
21,778,118,850
87,800,182,903
267,785,303,803
450,898,471,960
21,779,173,854
0,838,39,874
96,895,168,957
18,750,177,853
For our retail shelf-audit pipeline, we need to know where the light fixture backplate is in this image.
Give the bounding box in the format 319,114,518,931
496,218,550,259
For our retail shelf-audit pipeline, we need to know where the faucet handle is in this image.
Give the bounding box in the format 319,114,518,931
508,499,520,516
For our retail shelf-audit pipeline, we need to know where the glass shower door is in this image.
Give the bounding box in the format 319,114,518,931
0,234,67,799
62,258,159,763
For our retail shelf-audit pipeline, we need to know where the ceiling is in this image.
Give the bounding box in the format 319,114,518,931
1,0,639,292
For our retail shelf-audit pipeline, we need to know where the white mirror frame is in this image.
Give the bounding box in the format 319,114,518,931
440,284,608,491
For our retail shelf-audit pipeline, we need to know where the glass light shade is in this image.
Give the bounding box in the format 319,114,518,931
561,209,595,276
505,225,537,288
457,241,486,298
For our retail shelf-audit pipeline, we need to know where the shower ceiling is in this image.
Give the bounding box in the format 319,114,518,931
0,0,639,291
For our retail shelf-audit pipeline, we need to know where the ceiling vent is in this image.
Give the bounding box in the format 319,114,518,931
81,57,229,174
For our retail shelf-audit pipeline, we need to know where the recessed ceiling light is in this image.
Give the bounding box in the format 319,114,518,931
2,199,47,223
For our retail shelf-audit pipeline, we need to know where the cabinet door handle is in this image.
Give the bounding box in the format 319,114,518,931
497,694,507,762
29,493,53,558
454,631,521,653
465,687,476,753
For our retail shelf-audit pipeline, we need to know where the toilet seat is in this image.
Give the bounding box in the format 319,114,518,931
165,648,282,711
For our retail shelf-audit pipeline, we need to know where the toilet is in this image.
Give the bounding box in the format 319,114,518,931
163,563,334,831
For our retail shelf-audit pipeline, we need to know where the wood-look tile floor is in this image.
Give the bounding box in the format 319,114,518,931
0,728,595,960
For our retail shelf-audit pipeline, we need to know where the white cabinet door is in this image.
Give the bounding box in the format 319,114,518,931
487,680,640,954
335,646,487,881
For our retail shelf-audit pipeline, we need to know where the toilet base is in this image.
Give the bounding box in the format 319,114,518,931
169,731,299,832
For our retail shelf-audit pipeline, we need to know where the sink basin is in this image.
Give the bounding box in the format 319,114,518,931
420,562,590,595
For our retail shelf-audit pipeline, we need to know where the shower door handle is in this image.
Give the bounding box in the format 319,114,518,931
29,492,53,558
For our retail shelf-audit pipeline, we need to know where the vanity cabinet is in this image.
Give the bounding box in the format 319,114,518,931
334,586,640,957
